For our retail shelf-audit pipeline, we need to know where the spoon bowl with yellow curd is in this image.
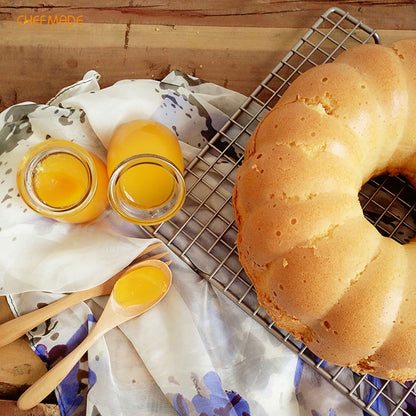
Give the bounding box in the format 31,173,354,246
17,258,172,410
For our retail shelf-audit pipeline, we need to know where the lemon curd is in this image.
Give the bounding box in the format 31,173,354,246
107,120,186,225
119,162,175,210
106,120,184,178
113,265,169,307
34,153,89,208
17,139,109,223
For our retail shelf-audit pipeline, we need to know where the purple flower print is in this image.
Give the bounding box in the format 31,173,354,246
173,371,250,416
34,314,97,416
173,393,191,415
225,391,250,416
363,375,389,416
311,410,337,416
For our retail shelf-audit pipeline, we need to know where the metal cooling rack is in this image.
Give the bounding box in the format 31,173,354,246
142,7,416,416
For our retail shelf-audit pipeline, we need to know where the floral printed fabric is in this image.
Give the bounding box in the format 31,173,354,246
9,251,300,416
3,71,414,416
4,71,299,416
172,372,250,416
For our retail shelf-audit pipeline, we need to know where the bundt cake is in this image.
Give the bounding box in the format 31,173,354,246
232,38,416,381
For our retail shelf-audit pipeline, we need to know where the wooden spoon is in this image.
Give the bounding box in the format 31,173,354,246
16,258,172,410
0,242,167,348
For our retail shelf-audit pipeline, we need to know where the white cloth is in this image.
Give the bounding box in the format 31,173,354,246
0,71,402,416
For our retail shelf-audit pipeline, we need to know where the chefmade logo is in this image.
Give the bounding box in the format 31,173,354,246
17,15,84,26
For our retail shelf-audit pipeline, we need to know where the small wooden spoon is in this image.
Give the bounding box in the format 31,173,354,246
0,242,167,348
17,258,172,411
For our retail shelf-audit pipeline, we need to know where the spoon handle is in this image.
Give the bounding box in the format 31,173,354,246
0,244,166,348
0,289,96,348
16,305,119,411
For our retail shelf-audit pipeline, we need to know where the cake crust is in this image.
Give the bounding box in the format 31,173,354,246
233,38,416,381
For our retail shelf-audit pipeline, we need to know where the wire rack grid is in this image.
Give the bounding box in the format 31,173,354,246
142,7,416,416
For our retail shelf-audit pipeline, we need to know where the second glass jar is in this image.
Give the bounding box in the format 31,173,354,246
106,120,186,225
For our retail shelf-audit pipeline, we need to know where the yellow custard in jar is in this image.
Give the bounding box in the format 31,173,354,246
118,164,176,210
17,139,109,223
106,120,186,225
107,120,184,209
107,120,184,179
34,152,90,208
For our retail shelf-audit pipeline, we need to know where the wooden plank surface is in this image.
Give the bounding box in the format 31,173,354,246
0,400,59,416
0,1,415,110
1,0,415,29
0,297,60,415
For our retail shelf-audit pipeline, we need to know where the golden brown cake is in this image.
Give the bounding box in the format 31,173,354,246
232,38,416,381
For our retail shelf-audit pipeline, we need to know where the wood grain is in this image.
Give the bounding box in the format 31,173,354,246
0,297,46,392
0,297,60,414
0,400,59,416
0,1,415,110
1,1,415,29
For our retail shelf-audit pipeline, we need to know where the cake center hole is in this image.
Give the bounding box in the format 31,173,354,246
359,174,416,245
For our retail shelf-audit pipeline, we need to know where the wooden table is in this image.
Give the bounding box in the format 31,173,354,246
1,1,416,111
0,1,415,415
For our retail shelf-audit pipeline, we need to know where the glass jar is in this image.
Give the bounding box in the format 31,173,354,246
16,139,109,223
108,154,186,225
106,120,186,225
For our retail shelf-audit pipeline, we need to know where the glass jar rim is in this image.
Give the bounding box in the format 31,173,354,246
107,153,186,226
16,140,98,217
